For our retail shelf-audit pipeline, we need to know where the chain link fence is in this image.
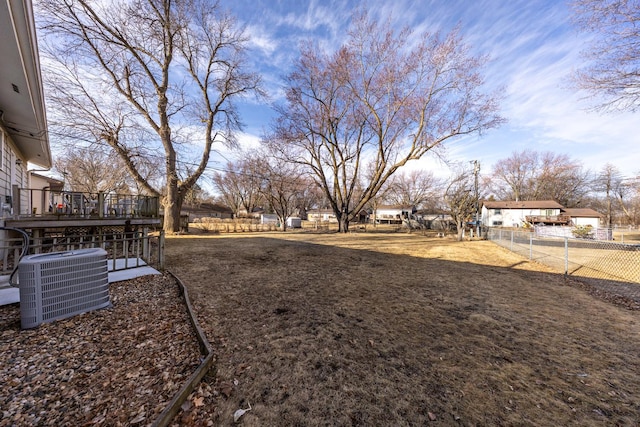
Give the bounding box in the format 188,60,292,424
487,228,640,303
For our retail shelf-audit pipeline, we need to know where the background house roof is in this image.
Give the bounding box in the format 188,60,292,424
376,205,415,210
561,208,602,218
30,171,62,184
0,0,51,168
483,200,564,209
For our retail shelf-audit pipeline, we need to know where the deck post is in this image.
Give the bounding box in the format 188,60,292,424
32,228,42,254
158,230,165,270
141,227,147,259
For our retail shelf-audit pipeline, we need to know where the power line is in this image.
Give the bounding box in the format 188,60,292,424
47,130,315,188
48,130,234,172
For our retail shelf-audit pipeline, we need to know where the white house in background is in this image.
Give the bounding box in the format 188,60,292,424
482,200,604,228
0,0,52,220
481,200,566,227
561,208,602,228
373,205,415,224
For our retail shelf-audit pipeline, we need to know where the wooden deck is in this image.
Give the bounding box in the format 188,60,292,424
7,191,161,230
525,214,571,225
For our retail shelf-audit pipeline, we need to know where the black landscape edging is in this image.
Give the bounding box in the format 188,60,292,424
152,271,215,427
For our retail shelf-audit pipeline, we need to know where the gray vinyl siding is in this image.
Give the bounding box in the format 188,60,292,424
0,130,27,217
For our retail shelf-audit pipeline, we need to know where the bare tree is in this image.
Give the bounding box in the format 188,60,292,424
595,164,623,226
255,154,307,231
267,11,503,232
489,150,538,202
444,168,476,241
488,149,590,206
571,0,640,111
212,164,243,218
54,146,131,194
535,152,591,207
386,169,444,210
182,179,211,209
38,0,263,232
367,178,396,227
622,180,640,225
212,158,264,218
617,181,640,225
593,163,639,226
293,176,325,218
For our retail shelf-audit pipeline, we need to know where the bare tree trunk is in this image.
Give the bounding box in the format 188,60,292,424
164,178,182,233
338,215,349,233
164,201,182,233
456,221,465,241
619,201,633,225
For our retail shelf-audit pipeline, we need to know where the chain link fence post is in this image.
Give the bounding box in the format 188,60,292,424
564,237,569,276
510,230,514,251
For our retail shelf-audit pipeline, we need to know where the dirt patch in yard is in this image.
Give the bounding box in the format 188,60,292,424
165,232,640,426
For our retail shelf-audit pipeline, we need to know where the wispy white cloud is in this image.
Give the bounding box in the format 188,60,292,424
272,0,351,49
244,24,278,56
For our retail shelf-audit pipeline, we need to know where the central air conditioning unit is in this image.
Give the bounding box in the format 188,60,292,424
18,248,110,329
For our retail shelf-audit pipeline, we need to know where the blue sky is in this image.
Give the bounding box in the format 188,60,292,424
219,0,640,180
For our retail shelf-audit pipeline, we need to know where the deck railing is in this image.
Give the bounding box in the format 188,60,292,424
17,189,159,219
0,227,164,277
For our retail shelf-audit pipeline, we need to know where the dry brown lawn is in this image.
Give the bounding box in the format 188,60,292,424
613,231,640,244
165,231,640,426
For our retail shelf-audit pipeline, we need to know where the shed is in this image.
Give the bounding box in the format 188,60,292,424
286,217,302,228
261,214,278,225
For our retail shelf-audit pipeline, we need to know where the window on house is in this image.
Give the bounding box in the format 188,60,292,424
493,209,501,214
492,221,503,226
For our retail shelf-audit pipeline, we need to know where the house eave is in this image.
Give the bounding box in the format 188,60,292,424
0,0,51,168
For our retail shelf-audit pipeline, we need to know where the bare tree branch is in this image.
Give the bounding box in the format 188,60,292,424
571,0,640,111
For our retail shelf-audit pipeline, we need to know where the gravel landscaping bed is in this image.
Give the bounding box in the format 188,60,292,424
0,274,202,426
